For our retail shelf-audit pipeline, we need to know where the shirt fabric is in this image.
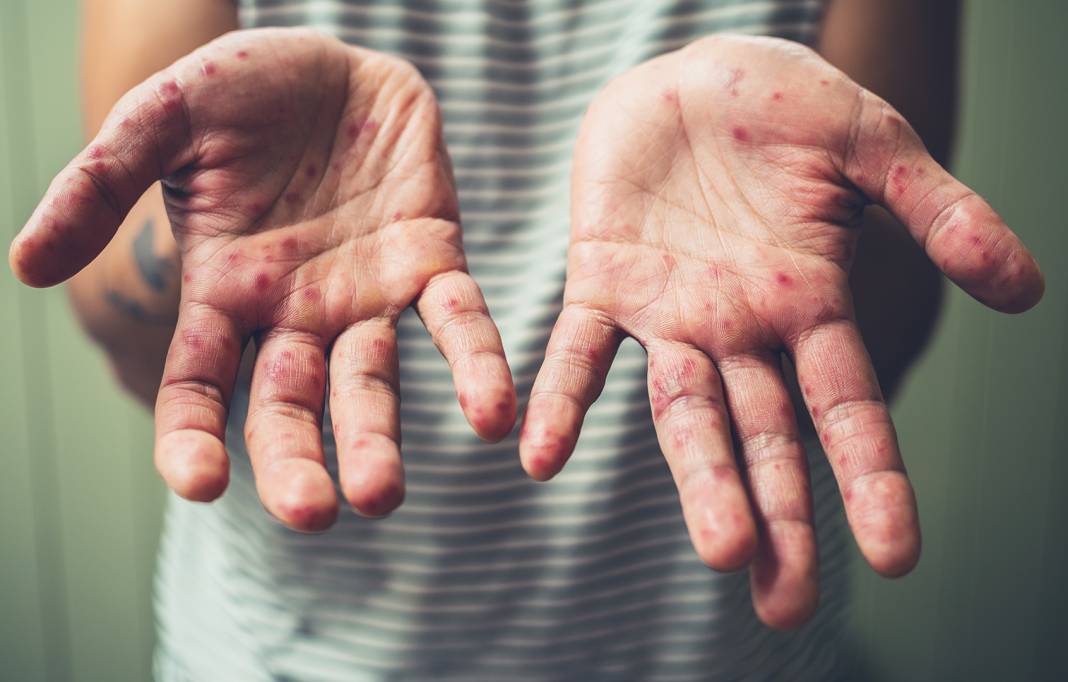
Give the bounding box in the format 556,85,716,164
153,1,849,680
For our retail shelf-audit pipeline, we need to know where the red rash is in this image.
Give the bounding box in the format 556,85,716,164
282,237,298,253
731,126,750,142
371,339,391,356
302,287,320,302
236,50,249,59
304,165,317,179
890,164,909,194
771,91,784,102
254,272,271,292
160,81,181,112
204,62,218,77
391,211,404,222
87,145,105,159
775,272,794,287
819,79,830,87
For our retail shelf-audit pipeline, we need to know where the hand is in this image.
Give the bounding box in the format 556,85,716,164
10,28,516,529
519,35,1043,628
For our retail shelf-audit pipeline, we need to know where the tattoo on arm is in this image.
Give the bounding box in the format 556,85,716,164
133,218,174,291
103,217,178,325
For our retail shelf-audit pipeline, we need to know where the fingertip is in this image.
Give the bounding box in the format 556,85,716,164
864,532,921,578
155,429,230,502
338,436,406,518
460,383,517,443
518,421,573,481
750,523,820,630
346,479,405,518
261,459,339,533
692,508,759,573
847,473,921,578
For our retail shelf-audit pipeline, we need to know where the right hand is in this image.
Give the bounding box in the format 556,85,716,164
9,28,517,529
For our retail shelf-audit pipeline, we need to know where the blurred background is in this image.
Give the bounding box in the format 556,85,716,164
2,1,1066,680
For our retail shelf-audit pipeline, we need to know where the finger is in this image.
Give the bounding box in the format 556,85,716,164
154,303,242,502
647,342,757,572
415,270,516,442
519,304,622,480
244,329,337,532
844,94,1043,313
718,352,817,629
10,73,192,287
789,318,920,577
329,319,404,518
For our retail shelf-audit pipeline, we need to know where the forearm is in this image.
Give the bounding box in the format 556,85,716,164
69,0,238,405
68,184,178,405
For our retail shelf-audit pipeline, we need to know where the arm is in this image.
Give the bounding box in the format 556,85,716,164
68,0,238,405
819,0,962,400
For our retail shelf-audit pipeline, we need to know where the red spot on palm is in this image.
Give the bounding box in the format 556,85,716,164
302,287,321,302
731,126,750,142
284,191,301,204
819,79,830,87
771,91,784,102
282,237,298,253
890,164,909,194
203,62,217,77
391,211,404,222
304,164,317,179
236,50,249,60
254,272,271,292
775,272,794,287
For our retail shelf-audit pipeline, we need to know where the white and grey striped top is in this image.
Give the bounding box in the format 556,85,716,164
154,1,849,680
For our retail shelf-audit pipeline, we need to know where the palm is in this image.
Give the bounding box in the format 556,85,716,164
521,36,1044,628
12,28,516,530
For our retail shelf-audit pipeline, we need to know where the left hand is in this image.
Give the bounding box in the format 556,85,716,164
519,35,1044,628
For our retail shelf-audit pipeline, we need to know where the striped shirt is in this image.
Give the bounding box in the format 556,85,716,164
154,1,848,680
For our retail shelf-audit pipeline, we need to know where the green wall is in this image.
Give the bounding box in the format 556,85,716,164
1,1,1065,680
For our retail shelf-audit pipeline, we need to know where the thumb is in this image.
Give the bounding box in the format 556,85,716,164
9,74,193,287
843,92,1044,314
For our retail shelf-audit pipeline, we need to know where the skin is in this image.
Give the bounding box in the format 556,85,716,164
15,0,1036,632
68,0,238,403
11,28,517,528
518,35,1044,628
